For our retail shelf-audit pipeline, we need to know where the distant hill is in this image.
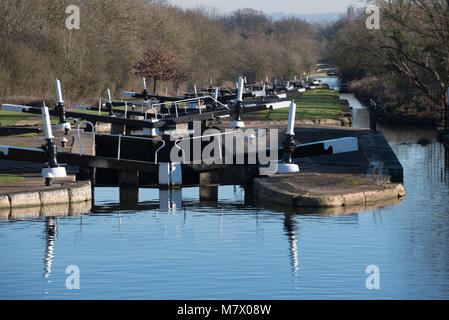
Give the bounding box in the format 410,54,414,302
270,12,344,24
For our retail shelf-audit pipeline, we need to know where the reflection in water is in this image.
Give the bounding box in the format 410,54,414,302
43,217,57,280
314,76,340,90
426,143,449,185
283,214,299,276
3,81,449,299
159,189,182,214
340,93,370,129
445,147,449,179
218,209,223,239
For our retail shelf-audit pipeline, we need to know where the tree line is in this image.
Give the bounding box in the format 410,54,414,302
328,0,449,125
0,0,322,105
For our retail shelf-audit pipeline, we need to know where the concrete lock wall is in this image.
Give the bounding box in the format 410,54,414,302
0,181,92,210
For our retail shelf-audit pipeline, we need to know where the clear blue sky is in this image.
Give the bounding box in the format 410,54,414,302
168,0,361,14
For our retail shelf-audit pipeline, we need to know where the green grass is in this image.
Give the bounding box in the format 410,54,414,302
251,88,349,121
0,110,36,126
0,174,24,186
0,110,60,126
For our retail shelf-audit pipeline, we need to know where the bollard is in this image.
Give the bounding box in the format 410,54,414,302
41,102,67,186
60,137,68,148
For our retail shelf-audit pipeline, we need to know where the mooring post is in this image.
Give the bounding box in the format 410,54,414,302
41,102,67,186
55,79,71,135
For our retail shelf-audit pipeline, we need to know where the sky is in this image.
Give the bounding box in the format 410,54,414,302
168,0,361,14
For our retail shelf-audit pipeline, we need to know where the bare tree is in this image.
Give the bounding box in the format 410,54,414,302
133,45,187,93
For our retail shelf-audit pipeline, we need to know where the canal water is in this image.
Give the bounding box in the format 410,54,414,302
1,87,449,299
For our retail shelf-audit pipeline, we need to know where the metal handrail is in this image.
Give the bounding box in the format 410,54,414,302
154,139,166,164
94,132,165,162
142,95,230,120
75,120,96,155
144,106,157,121
151,95,229,117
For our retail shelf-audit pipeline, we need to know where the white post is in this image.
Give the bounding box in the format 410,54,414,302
237,77,244,102
107,88,112,103
55,80,63,104
117,134,122,160
42,103,54,140
214,87,219,102
41,101,67,184
98,99,101,116
230,77,246,129
194,84,198,97
142,77,147,91
54,79,71,133
286,103,296,136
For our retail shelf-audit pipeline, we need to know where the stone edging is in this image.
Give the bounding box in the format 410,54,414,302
0,181,92,209
253,178,406,208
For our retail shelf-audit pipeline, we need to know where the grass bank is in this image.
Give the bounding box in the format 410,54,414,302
0,110,36,126
0,174,24,187
247,88,350,121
